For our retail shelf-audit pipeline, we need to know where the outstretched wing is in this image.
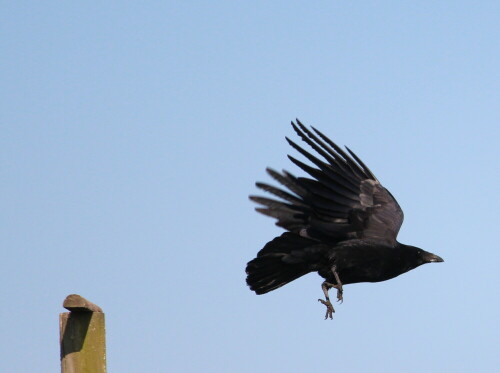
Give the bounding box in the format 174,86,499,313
250,120,404,247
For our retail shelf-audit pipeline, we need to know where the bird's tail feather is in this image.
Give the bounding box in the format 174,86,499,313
246,232,324,294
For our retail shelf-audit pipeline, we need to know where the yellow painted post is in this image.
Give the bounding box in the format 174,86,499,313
60,294,106,373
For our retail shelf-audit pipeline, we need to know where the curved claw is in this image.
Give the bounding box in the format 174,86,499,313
337,290,344,304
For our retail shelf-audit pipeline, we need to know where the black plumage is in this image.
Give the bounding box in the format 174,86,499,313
246,120,443,319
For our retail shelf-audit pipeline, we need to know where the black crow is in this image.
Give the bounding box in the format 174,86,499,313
246,120,443,319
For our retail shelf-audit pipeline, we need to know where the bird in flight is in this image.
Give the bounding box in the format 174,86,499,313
246,120,443,319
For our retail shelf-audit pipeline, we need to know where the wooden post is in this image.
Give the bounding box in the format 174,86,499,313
59,294,106,373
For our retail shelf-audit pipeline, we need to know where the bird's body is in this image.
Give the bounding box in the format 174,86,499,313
246,120,443,318
319,241,429,284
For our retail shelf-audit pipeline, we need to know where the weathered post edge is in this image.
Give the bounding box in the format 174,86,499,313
60,294,106,373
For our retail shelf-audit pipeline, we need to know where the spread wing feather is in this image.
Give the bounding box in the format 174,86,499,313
250,120,404,246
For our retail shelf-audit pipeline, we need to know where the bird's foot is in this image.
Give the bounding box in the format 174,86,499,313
318,299,335,320
336,287,343,304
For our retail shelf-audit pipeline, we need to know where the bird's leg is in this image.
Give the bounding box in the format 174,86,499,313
318,282,335,320
331,265,344,303
318,266,344,319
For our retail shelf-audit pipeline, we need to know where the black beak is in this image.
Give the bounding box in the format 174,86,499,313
425,253,444,263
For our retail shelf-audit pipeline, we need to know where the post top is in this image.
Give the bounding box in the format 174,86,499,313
63,294,103,312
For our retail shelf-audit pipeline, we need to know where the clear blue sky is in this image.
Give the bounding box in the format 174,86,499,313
1,1,499,372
